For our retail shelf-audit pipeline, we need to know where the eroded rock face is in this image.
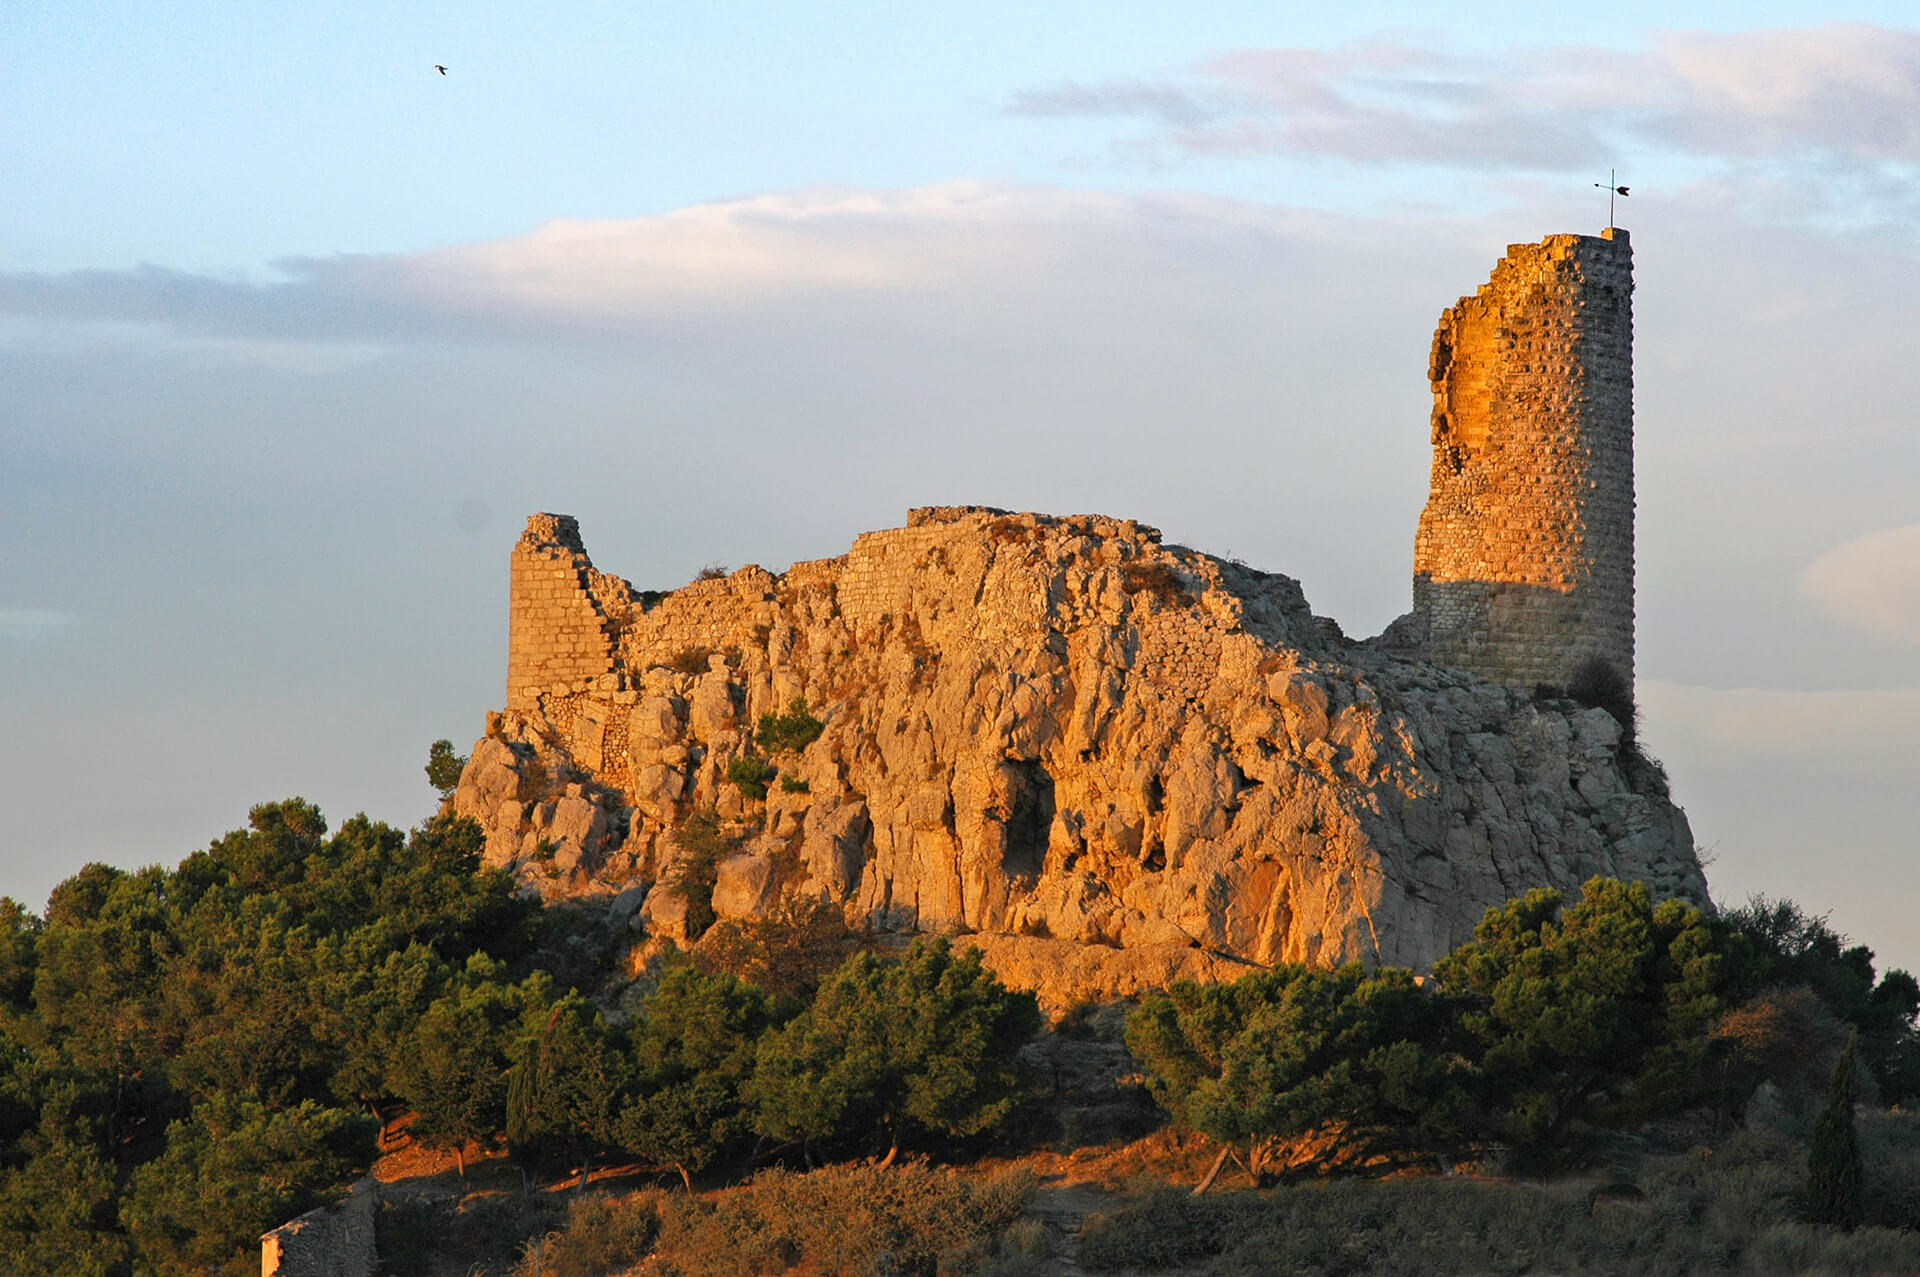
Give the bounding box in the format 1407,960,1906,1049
453,507,1704,1008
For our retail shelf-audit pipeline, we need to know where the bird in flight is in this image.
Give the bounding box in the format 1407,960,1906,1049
434,64,448,75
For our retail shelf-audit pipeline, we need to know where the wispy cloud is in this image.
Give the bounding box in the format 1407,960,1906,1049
1009,24,1920,205
0,184,1372,347
1006,78,1222,129
1799,523,1920,643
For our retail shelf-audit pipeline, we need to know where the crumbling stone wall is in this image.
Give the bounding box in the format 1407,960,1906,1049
1411,228,1635,690
506,513,623,711
260,1179,376,1277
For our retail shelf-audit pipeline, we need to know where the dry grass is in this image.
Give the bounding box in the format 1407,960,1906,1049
1075,1116,1920,1276
513,1161,1037,1277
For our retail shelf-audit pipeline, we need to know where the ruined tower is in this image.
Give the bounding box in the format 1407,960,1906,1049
505,513,621,712
1410,228,1635,690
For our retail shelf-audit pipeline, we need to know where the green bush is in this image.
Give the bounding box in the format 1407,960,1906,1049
726,756,776,801
1433,878,1728,1150
755,698,825,755
122,1096,376,1274
779,775,810,794
1079,1189,1247,1271
671,811,731,942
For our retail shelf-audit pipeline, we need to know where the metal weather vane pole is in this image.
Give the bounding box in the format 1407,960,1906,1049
1594,169,1630,229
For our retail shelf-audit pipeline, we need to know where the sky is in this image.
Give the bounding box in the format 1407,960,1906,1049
4,1,1918,973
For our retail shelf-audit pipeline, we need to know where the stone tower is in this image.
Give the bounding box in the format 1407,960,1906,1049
1410,228,1635,690
505,513,621,712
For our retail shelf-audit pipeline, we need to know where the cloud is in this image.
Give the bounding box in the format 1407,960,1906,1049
1005,78,1222,128
0,608,73,639
0,184,1394,347
1640,678,1920,757
1799,523,1920,642
1009,24,1920,196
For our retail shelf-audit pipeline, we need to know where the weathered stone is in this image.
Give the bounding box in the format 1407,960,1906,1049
712,853,775,920
1403,229,1636,690
457,231,1705,1010
261,1178,377,1277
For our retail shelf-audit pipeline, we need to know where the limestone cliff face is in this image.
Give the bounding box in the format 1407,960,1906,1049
455,506,1702,1007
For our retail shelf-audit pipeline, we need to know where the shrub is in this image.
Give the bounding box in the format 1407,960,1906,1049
1567,654,1636,743
755,698,825,755
514,1192,663,1277
667,646,714,676
384,1193,564,1277
646,1161,1035,1277
779,776,810,794
1080,1190,1264,1271
671,812,731,942
1722,894,1920,1105
121,1097,377,1274
1119,561,1191,606
726,756,776,801
1860,1108,1920,1229
693,897,863,1003
1080,1162,1920,1276
986,516,1036,544
694,562,729,582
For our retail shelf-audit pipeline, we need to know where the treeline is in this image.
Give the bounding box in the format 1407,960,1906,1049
1129,879,1920,1177
6,793,1917,1274
0,801,1040,1275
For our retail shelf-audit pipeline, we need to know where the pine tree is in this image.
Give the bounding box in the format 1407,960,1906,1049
1807,1034,1864,1230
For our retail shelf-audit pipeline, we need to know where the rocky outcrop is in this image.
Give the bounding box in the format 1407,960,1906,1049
454,507,1703,1009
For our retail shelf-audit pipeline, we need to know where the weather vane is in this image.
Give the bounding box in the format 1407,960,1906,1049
1594,170,1629,230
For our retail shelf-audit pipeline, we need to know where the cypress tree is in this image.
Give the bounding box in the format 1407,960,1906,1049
1807,1034,1864,1230
505,1032,546,1173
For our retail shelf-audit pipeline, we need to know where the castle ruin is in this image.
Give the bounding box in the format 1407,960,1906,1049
1406,228,1636,690
453,226,1695,1008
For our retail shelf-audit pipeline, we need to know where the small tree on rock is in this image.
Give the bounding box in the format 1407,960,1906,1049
426,740,467,802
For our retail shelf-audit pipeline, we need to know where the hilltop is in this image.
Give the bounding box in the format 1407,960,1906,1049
452,505,1702,1009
